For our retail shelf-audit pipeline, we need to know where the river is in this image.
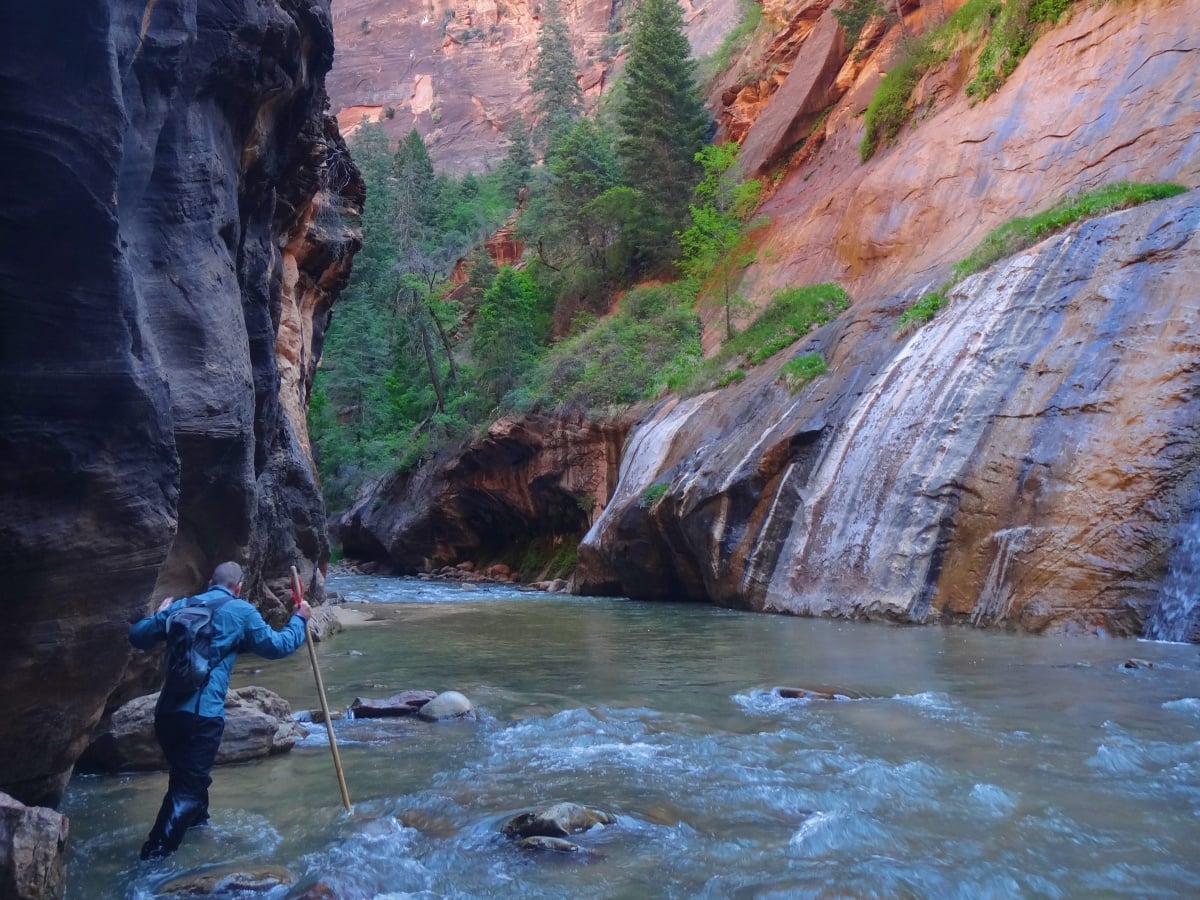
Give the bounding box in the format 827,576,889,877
64,576,1200,897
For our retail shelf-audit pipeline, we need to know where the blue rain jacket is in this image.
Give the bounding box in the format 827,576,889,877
129,585,307,718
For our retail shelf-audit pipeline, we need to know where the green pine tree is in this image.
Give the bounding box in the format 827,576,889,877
530,0,584,146
498,116,536,202
616,0,711,271
393,128,438,245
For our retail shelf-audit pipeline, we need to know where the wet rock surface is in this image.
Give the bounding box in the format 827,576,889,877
349,691,438,719
578,193,1200,636
0,793,67,900
153,864,293,897
501,802,616,840
777,687,868,701
77,688,301,773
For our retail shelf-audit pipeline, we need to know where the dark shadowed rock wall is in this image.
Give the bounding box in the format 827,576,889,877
0,0,361,807
338,415,626,575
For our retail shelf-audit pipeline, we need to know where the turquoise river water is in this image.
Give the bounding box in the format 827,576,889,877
63,575,1200,898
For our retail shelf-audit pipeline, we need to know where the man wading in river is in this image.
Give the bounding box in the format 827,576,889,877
129,561,312,860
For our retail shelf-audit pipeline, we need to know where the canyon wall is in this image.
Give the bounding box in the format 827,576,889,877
570,0,1200,634
340,415,626,574
326,0,742,172
343,0,1199,638
0,0,360,807
577,192,1200,635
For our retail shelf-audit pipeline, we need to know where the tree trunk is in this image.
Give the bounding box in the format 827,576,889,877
427,302,459,384
419,323,446,412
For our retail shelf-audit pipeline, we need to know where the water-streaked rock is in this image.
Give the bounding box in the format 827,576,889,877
577,193,1200,637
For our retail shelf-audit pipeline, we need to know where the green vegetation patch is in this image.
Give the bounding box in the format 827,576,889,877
897,181,1189,333
698,0,764,84
860,0,1079,161
896,291,948,333
952,182,1189,280
515,284,703,412
516,535,580,581
726,284,848,365
779,353,828,393
679,283,849,394
641,483,670,505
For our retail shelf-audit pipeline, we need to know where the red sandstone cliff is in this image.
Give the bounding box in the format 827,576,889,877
327,0,742,171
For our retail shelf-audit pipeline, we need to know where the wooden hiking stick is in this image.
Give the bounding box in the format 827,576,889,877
291,566,352,812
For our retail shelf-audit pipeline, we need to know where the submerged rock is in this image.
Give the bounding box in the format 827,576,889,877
348,691,437,718
502,802,616,840
0,792,67,900
519,835,584,853
154,864,292,896
417,691,477,722
1120,658,1156,670
77,687,301,772
777,686,868,701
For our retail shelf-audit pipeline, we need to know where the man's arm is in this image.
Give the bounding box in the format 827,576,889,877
239,600,311,659
128,596,177,649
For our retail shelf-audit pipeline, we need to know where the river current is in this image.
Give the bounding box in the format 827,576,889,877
64,576,1200,898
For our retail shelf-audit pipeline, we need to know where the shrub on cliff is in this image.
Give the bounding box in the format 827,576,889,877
512,284,701,412
680,283,849,393
859,0,1080,162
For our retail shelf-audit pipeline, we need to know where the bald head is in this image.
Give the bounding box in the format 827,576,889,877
210,562,244,593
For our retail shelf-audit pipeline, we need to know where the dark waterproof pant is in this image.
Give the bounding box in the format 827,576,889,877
140,711,224,860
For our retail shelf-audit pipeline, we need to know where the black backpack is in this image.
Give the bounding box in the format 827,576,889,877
163,594,232,694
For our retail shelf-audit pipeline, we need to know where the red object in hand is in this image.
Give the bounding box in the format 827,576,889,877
290,568,304,610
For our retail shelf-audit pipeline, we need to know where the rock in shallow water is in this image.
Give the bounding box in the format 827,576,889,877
0,792,67,900
417,691,477,722
502,802,615,839
153,863,292,896
776,686,868,701
348,690,437,718
77,687,301,772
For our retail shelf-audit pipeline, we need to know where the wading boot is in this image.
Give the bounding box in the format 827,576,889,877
140,795,205,860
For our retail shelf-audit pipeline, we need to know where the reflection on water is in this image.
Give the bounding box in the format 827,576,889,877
64,577,1200,898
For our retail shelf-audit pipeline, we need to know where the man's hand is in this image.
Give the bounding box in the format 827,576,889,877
297,600,312,620
156,596,174,613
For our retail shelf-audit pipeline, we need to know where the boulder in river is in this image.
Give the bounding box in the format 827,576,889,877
501,802,615,840
0,792,67,900
417,691,477,722
77,687,301,772
349,690,437,718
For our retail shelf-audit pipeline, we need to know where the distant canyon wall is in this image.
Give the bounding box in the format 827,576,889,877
326,0,743,172
0,0,361,807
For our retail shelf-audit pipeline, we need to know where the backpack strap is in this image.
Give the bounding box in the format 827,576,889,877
191,594,234,714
